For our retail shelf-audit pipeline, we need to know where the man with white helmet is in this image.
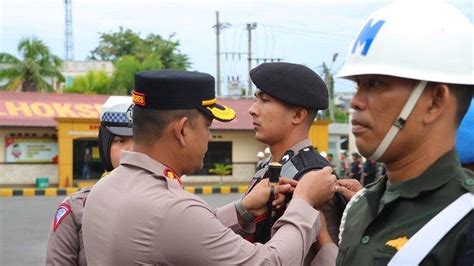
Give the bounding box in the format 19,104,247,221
336,1,473,265
45,96,134,265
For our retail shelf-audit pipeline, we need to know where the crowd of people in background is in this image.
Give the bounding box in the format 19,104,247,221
324,151,386,186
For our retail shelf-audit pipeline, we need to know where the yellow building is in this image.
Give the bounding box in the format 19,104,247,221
0,92,329,187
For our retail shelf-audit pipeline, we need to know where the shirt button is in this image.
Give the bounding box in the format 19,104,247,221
465,179,474,186
361,235,370,244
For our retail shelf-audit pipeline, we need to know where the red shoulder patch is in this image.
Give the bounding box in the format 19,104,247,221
53,202,71,232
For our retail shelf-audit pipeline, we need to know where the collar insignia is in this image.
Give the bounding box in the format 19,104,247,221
164,168,183,187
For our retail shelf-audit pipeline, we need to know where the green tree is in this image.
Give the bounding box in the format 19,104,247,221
321,61,335,121
64,70,112,95
90,27,190,70
110,56,142,95
334,106,349,123
321,61,349,123
319,53,342,121
0,37,64,92
111,54,165,95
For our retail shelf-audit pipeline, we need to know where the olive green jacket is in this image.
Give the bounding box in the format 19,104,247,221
337,150,473,265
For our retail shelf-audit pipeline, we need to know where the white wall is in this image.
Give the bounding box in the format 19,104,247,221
0,164,58,185
183,130,267,183
0,128,267,185
0,127,58,186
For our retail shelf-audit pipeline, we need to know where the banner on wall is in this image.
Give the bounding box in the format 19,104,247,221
5,137,58,163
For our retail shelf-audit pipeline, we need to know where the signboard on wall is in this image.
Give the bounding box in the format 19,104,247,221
5,137,58,163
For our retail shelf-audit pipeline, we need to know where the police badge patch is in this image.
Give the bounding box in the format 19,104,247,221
53,202,71,232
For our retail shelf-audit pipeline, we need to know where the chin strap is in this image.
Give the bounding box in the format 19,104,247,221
369,81,428,160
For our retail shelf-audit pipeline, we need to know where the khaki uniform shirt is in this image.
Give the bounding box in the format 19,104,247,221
46,187,91,266
83,150,323,265
337,150,474,265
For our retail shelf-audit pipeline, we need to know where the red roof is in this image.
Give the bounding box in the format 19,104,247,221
0,92,254,130
212,98,254,130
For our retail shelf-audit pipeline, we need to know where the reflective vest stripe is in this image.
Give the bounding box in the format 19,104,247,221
388,192,474,265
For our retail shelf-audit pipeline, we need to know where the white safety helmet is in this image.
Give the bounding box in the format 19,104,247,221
338,0,474,85
257,151,265,159
338,1,474,161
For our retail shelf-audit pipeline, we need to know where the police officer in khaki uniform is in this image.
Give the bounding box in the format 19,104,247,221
336,1,473,265
82,69,338,265
45,96,134,265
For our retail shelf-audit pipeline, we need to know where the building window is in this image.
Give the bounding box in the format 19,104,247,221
193,141,232,175
73,139,102,180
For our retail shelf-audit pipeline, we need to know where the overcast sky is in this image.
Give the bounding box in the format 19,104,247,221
1,0,472,94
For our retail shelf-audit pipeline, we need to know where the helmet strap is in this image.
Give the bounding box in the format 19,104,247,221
369,80,428,160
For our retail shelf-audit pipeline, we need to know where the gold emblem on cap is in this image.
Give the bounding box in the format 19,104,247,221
132,90,145,106
202,98,217,106
207,106,236,121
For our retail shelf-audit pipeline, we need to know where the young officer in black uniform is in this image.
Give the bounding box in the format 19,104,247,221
245,62,342,264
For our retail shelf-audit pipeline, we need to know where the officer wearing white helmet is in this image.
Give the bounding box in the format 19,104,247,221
45,96,133,265
336,1,473,265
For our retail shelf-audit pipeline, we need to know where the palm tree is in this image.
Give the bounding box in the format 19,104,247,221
0,37,64,92
319,53,339,121
64,70,112,95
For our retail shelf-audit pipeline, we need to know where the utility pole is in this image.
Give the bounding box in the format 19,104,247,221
214,11,231,96
215,11,221,96
246,23,257,96
64,0,74,61
215,17,281,97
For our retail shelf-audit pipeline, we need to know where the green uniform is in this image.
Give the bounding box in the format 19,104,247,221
337,150,474,265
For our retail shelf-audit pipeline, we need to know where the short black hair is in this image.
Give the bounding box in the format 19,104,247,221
448,83,473,125
132,106,199,146
305,108,317,127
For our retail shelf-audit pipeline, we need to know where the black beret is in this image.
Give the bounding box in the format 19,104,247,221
132,70,235,122
250,62,328,110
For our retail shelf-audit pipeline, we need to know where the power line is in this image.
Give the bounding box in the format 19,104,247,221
259,23,352,39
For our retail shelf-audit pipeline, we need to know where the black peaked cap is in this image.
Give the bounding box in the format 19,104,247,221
132,70,235,122
134,70,214,109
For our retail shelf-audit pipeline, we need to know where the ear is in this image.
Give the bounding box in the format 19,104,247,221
173,117,189,146
423,83,450,125
291,107,307,125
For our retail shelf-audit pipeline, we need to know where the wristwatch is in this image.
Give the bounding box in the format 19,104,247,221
235,198,255,223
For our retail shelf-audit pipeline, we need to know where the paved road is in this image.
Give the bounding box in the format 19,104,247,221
0,194,241,266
